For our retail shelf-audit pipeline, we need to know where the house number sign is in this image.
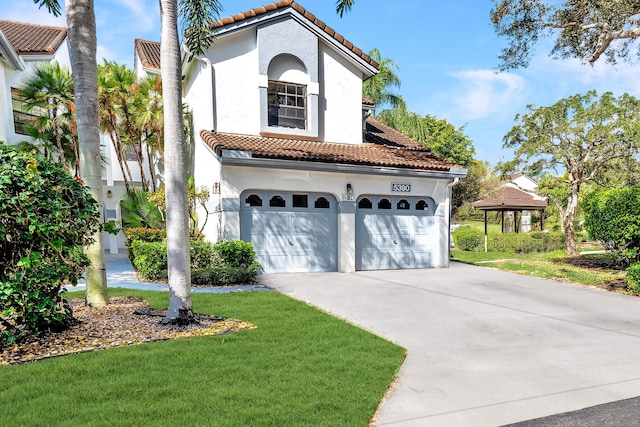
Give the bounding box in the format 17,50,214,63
391,183,411,193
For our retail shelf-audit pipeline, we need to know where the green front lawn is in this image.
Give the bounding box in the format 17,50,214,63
451,249,625,288
0,290,405,427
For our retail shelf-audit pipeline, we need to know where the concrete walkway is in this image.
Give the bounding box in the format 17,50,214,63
260,263,640,427
67,252,267,293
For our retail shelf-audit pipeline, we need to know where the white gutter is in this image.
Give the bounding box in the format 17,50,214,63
0,30,24,71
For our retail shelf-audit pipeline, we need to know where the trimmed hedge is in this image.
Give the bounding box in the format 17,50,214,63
452,226,484,251
452,226,565,254
129,239,259,284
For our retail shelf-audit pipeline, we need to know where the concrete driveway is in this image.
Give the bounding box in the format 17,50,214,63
260,262,640,426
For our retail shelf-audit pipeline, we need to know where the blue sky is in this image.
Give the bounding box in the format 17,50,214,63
8,0,640,166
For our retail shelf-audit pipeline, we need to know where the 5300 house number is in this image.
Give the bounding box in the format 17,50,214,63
391,183,411,193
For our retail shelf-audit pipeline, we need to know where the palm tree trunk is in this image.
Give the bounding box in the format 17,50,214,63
146,141,157,192
66,0,108,306
160,0,194,324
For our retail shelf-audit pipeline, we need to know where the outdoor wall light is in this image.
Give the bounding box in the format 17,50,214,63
346,183,353,197
107,190,113,198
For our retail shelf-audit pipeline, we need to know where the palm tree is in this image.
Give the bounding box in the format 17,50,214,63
20,63,75,170
98,64,135,191
363,48,405,114
35,0,109,306
336,0,355,17
159,0,221,324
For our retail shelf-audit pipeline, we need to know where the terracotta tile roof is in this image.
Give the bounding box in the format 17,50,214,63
200,120,459,172
364,117,426,151
0,20,66,56
362,97,375,106
212,0,378,70
472,184,547,210
134,39,161,71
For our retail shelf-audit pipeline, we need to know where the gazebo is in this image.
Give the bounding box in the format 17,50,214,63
472,183,547,250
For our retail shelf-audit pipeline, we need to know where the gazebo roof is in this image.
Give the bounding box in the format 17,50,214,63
472,183,547,211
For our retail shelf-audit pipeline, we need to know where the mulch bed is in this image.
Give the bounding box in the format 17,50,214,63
0,296,255,366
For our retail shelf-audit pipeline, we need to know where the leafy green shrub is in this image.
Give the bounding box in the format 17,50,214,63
626,263,640,293
120,189,165,229
489,232,564,253
0,143,99,344
452,226,484,251
130,240,168,280
191,265,259,285
214,240,260,268
531,232,565,252
583,189,640,266
130,239,259,284
124,227,166,243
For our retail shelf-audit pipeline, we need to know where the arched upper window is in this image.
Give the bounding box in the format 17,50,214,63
315,197,330,209
267,55,309,130
378,199,391,210
397,199,410,210
416,200,428,211
245,194,262,207
358,198,372,209
269,195,286,208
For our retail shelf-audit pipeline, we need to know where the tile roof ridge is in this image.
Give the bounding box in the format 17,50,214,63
0,19,66,32
210,1,378,70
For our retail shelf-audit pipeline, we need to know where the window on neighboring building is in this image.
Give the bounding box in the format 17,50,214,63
268,81,306,129
11,88,47,135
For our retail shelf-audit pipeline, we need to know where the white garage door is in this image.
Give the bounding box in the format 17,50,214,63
356,195,437,270
240,191,338,273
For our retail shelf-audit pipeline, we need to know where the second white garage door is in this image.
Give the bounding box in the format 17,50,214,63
356,195,438,270
240,191,338,273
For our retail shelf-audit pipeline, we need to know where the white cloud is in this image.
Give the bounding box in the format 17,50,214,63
447,70,528,121
111,0,155,33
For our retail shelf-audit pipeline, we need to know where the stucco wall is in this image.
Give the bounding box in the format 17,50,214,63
319,43,363,144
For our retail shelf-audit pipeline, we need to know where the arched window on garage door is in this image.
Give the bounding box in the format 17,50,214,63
397,199,410,210
378,198,391,209
270,195,286,207
315,196,330,208
358,198,372,209
416,198,436,214
245,194,262,207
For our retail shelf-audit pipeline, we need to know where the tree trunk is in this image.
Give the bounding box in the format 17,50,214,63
563,182,581,257
66,0,108,307
160,0,194,324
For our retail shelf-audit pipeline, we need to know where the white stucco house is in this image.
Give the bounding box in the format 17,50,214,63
178,0,467,273
0,20,69,146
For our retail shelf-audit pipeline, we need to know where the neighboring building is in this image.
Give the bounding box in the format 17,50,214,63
180,0,467,273
0,20,69,145
510,172,538,192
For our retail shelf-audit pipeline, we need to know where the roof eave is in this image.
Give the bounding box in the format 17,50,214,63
220,154,467,180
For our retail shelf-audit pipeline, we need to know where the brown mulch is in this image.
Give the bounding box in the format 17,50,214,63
0,296,255,366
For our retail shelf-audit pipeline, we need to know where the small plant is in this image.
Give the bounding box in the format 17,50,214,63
626,263,640,293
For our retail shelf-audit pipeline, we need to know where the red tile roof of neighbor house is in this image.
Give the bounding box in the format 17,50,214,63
0,20,67,56
134,39,161,71
211,0,378,69
200,117,460,172
472,184,547,210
